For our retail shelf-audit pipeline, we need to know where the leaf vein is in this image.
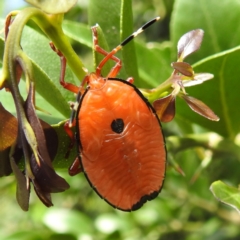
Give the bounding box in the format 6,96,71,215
199,0,221,53
219,56,234,139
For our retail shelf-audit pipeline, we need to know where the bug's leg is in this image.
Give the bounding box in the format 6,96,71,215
64,94,83,154
69,156,82,176
91,26,122,78
94,17,161,78
50,42,80,94
63,118,76,158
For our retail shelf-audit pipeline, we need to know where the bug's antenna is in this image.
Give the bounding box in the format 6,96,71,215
97,17,160,72
120,16,160,47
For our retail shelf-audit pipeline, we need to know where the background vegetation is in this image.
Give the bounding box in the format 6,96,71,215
0,0,240,239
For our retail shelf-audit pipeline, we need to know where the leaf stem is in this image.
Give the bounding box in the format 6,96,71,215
140,77,173,103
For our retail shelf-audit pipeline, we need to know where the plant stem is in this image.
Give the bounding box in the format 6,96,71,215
0,7,85,90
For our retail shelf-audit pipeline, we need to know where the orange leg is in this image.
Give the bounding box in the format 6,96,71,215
50,43,85,175
63,118,76,157
50,42,80,94
65,115,82,176
63,117,82,176
93,17,161,79
69,156,82,176
91,26,122,78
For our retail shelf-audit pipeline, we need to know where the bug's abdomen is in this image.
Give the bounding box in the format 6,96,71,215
77,80,166,211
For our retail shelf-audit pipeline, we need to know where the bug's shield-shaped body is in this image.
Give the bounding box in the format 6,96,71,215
76,74,166,211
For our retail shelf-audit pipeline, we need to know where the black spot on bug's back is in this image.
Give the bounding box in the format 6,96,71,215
111,118,124,133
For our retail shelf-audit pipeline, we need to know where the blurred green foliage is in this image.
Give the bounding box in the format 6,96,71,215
0,0,240,240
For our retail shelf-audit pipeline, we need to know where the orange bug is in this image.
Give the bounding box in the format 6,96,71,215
52,17,166,211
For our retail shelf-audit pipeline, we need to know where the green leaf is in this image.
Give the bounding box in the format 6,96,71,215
62,20,92,48
176,46,240,138
0,19,73,119
95,213,125,233
30,60,71,118
43,208,94,234
10,22,75,118
121,0,139,83
88,0,121,50
88,0,124,77
25,0,77,14
92,25,113,77
135,42,172,88
171,0,240,62
21,25,76,100
52,120,77,168
210,180,240,213
88,0,146,82
3,231,46,240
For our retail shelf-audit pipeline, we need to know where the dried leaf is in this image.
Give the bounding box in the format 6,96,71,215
25,83,69,194
181,95,220,121
40,119,58,161
30,153,70,193
153,94,176,122
0,149,12,176
171,62,194,77
0,103,18,176
10,158,30,211
24,83,51,166
0,103,18,151
33,182,53,207
178,29,204,60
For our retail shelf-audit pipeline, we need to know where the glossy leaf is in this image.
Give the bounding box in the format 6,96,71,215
210,180,240,213
88,0,121,78
62,20,92,48
25,0,77,14
88,0,125,78
89,0,148,84
21,25,74,116
136,42,172,88
120,0,139,83
0,20,72,118
89,0,121,50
